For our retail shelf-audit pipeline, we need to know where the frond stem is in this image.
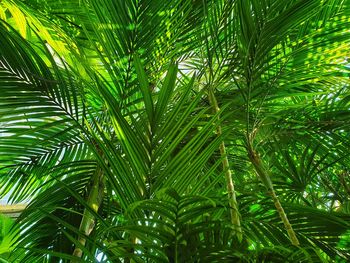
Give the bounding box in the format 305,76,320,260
247,147,300,246
208,88,242,241
71,165,104,261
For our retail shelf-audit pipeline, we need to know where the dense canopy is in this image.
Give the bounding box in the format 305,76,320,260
1,0,350,262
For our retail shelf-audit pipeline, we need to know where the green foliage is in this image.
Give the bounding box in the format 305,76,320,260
1,0,350,262
0,214,15,260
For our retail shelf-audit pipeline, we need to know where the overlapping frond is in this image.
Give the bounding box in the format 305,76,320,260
1,0,350,261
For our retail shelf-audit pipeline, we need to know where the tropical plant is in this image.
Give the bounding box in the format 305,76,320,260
1,0,350,262
0,214,15,261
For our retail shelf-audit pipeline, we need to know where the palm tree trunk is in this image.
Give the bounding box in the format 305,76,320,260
71,166,104,261
248,148,299,246
208,89,242,241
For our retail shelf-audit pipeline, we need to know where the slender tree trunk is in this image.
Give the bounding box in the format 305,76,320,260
208,89,242,241
71,166,104,262
248,148,299,246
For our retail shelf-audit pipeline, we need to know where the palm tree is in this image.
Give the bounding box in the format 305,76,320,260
1,0,350,261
